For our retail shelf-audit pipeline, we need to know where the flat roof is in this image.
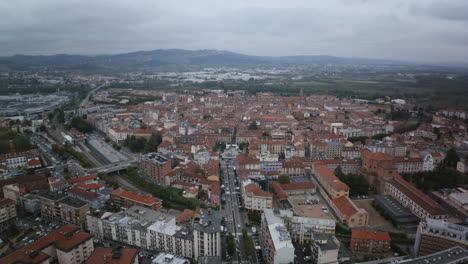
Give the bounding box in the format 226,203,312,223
374,195,419,222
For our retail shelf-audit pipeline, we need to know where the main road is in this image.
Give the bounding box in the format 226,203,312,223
221,156,254,263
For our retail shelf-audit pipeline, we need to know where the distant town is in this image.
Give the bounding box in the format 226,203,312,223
0,66,467,264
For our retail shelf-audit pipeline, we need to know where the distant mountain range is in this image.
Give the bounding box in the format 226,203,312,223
0,49,440,73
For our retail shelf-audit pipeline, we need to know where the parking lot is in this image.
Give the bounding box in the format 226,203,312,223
289,193,335,220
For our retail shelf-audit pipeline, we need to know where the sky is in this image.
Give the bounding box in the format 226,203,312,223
0,0,467,63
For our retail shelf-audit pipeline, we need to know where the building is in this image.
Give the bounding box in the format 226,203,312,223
87,206,221,259
139,154,171,184
37,192,90,229
260,211,295,264
414,219,468,257
361,149,398,193
332,196,369,227
242,182,273,211
0,198,17,230
110,189,162,211
394,157,424,174
0,224,93,264
384,175,448,220
311,233,340,264
0,149,41,170
351,230,391,255
263,209,336,244
86,247,138,264
269,181,316,201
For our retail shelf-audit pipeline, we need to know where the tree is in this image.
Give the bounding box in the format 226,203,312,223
13,135,31,151
0,140,10,153
446,148,460,168
39,124,47,132
248,121,258,130
226,233,235,256
278,175,290,184
145,133,162,152
70,117,93,133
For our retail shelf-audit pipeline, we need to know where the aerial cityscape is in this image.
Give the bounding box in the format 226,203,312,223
0,1,467,264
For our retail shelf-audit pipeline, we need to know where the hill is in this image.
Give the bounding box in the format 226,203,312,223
0,49,406,72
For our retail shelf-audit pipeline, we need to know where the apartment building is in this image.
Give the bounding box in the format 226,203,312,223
281,159,305,177
310,233,340,264
242,182,273,212
259,141,287,155
86,248,138,264
138,153,171,185
309,141,344,160
0,149,41,170
317,159,361,175
263,209,336,244
312,163,349,199
351,230,391,255
384,175,448,220
87,206,221,259
37,192,90,229
260,210,295,264
414,219,468,257
0,224,93,264
394,158,424,174
110,189,162,211
67,187,107,209
0,198,16,230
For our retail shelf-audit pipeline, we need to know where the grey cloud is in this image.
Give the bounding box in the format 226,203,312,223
0,0,467,63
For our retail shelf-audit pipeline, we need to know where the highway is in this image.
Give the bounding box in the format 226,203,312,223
79,83,107,108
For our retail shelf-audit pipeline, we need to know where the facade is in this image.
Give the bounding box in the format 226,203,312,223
37,192,90,229
0,224,93,264
384,176,448,220
311,233,340,264
394,158,424,174
0,149,41,170
414,219,468,257
139,154,171,184
110,189,162,211
0,198,17,230
351,230,391,255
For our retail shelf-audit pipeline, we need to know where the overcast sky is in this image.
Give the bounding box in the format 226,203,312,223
1,0,467,63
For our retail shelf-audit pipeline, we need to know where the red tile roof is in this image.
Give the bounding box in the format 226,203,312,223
68,174,97,184
244,183,273,198
314,163,350,191
86,248,137,264
333,196,364,217
68,187,102,201
352,229,391,241
0,224,91,264
110,189,160,206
